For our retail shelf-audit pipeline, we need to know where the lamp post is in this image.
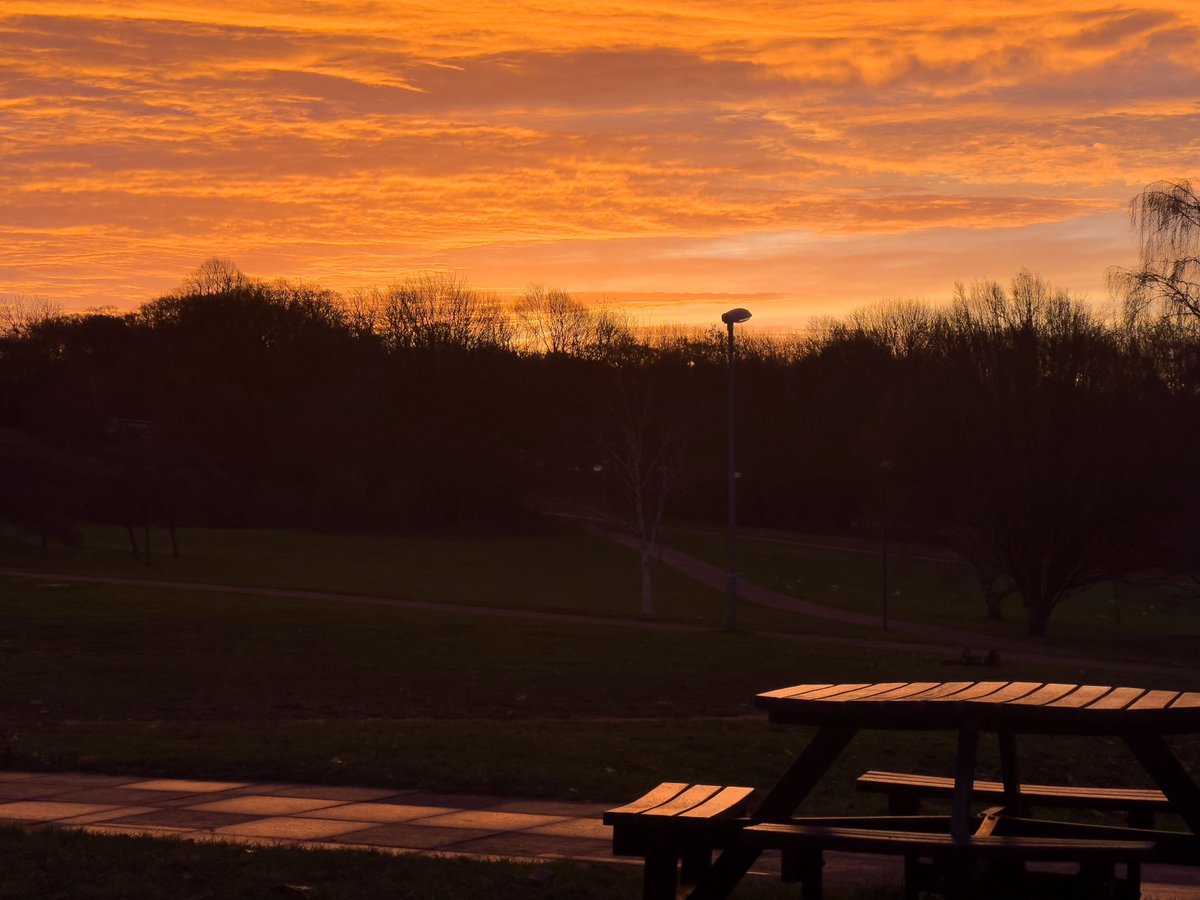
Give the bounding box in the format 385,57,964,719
722,306,752,629
879,459,895,631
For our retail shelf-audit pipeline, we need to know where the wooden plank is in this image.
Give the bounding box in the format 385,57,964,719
679,786,755,820
1169,692,1200,709
606,783,689,817
998,730,1023,814
752,724,858,820
868,682,945,701
969,682,1043,704
823,682,910,701
1005,683,1077,706
757,683,833,700
742,823,1154,859
901,681,977,701
1046,685,1112,708
1129,690,1180,711
644,784,722,817
856,772,1169,809
1085,687,1146,710
951,718,980,842
1123,733,1200,834
785,683,873,700
941,681,1010,701
974,806,1006,837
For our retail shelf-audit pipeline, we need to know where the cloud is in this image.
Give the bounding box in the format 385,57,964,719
1,1,1198,321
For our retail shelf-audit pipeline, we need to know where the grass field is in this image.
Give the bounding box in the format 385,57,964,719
3,570,1197,804
0,524,819,635
1,826,902,899
664,527,1200,662
1,523,1198,895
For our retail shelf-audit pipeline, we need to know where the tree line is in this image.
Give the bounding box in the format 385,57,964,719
3,180,1199,636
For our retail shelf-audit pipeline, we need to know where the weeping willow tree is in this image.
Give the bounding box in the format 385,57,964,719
1111,179,1200,320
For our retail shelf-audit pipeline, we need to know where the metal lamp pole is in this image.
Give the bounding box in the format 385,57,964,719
880,459,895,631
722,307,752,630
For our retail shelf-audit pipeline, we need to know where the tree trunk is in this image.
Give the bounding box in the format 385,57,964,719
979,574,1007,621
125,521,140,560
1025,600,1049,637
168,513,179,559
639,544,653,616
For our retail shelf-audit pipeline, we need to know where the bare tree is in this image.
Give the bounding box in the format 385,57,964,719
178,257,249,297
0,293,62,338
1110,179,1200,319
599,373,682,616
380,272,510,351
908,274,1185,635
512,285,635,360
513,285,592,355
343,287,385,338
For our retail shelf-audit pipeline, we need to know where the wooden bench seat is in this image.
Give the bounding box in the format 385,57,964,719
604,782,755,900
743,821,1155,860
857,770,1170,827
744,822,1153,899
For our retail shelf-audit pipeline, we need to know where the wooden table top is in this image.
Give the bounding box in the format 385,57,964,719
756,681,1200,735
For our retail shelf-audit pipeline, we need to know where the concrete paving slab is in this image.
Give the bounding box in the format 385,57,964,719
263,784,399,802
0,800,119,821
487,799,610,817
294,802,454,823
525,817,611,839
107,808,263,830
410,810,569,831
18,774,139,788
50,787,205,805
126,778,249,793
328,823,497,849
191,795,344,816
0,782,86,801
214,816,378,841
391,791,505,809
54,805,160,825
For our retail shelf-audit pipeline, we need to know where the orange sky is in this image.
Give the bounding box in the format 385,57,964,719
2,2,1199,328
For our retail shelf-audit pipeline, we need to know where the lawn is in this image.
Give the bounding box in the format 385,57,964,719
3,574,1197,805
0,524,818,636
1,826,904,899
664,527,1200,663
2,524,1199,896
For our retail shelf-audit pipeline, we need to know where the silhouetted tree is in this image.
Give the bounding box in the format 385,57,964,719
1111,179,1200,320
597,370,686,615
902,273,1193,635
178,257,250,297
380,273,510,352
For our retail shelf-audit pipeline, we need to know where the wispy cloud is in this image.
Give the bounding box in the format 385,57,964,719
2,2,1197,318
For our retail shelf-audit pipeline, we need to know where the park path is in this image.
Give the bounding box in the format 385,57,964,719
1,549,1194,680
587,527,1200,680
2,770,1198,898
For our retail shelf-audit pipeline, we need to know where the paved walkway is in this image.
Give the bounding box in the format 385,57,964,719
3,770,1199,897
590,528,1200,680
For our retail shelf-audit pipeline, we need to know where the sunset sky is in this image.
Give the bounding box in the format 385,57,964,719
2,2,1198,328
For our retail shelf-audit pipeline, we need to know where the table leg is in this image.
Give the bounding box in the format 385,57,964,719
687,724,858,900
753,724,859,820
1122,732,1200,835
951,717,980,842
998,729,1025,816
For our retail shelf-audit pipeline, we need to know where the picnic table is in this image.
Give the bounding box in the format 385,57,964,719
607,680,1200,899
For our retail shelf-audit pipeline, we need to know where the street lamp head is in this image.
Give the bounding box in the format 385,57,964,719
721,307,752,325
